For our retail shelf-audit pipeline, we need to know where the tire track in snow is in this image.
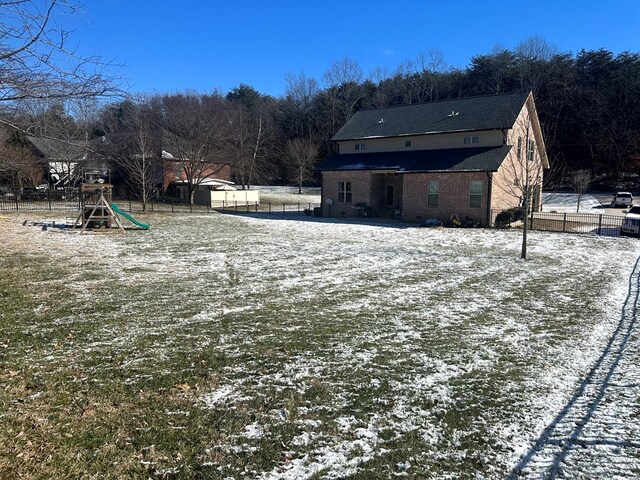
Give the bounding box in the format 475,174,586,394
509,255,640,479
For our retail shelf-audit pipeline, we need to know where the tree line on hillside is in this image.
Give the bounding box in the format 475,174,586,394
2,21,640,201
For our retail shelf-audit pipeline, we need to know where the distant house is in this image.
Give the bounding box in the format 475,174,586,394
25,135,233,200
26,136,91,188
160,150,232,201
317,91,549,225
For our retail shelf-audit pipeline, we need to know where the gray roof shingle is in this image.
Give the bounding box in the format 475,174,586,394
27,136,89,160
318,146,512,173
331,92,530,141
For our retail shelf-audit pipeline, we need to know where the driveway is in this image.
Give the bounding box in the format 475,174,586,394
543,192,628,216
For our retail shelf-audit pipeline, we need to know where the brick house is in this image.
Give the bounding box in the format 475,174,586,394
317,91,549,225
160,150,231,200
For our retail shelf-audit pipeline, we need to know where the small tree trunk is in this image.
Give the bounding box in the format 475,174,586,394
298,168,303,194
248,117,262,190
521,196,529,260
521,216,528,260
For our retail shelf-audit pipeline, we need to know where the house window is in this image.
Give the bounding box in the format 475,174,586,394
527,139,535,162
405,140,411,148
355,144,359,151
469,180,483,208
338,181,352,203
517,137,522,160
472,136,479,144
386,185,394,207
427,181,439,207
355,143,365,151
464,137,471,144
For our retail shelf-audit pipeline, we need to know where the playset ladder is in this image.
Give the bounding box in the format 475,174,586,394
75,185,125,233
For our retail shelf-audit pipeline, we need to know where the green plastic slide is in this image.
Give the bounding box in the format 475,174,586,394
111,203,150,230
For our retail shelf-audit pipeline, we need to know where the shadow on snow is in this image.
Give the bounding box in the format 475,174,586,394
508,256,640,478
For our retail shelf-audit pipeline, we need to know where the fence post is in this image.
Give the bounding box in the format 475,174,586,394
598,215,602,236
171,201,174,213
48,190,52,211
14,195,18,211
563,213,567,232
235,201,238,213
282,203,285,216
129,197,132,212
269,202,271,214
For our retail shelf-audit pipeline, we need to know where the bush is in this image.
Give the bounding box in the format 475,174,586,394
495,207,524,228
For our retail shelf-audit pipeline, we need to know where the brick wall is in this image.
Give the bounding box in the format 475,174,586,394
321,170,372,218
402,172,490,225
162,161,231,192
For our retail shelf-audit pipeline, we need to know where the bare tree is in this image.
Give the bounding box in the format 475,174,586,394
286,137,318,194
104,98,161,210
415,49,447,101
568,169,592,212
225,98,271,190
368,66,392,108
322,58,365,128
68,98,101,141
0,1,119,189
0,0,119,106
394,60,421,104
515,36,559,94
161,93,226,204
284,70,319,138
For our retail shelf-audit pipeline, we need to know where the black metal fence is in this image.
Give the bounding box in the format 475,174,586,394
490,208,625,237
0,191,81,212
0,193,322,218
529,212,623,237
1,194,626,237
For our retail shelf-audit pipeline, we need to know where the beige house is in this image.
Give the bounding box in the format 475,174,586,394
317,91,549,226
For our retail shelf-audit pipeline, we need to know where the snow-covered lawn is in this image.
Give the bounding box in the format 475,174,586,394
254,185,320,207
1,212,639,479
542,192,604,213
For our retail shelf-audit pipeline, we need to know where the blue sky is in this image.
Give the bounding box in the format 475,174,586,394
73,0,640,98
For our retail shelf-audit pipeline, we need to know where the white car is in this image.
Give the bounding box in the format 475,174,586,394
621,205,640,237
613,191,634,207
